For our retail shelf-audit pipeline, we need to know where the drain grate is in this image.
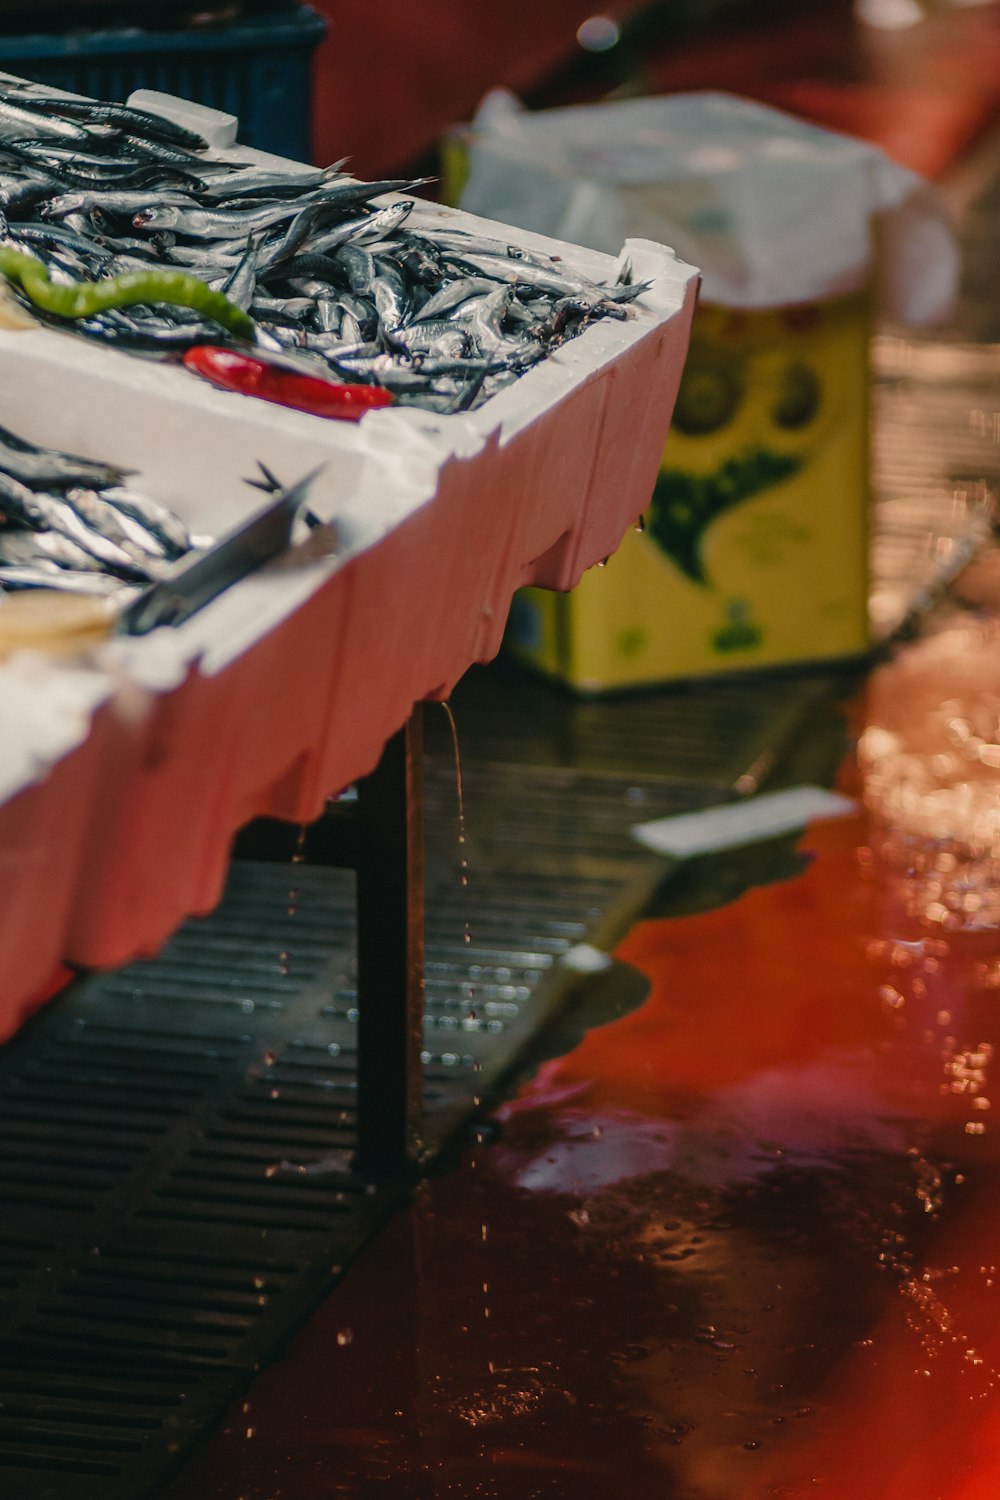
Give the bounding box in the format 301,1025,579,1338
0,1361,224,1489
0,705,767,1498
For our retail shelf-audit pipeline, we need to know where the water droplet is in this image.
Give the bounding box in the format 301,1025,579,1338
577,15,621,52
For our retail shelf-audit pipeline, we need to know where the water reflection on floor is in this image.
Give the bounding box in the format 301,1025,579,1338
166,611,1000,1500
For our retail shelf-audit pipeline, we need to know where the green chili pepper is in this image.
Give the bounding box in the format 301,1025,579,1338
0,245,254,339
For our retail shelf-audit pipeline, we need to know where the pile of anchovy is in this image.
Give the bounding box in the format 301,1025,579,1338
0,82,647,413
0,419,193,599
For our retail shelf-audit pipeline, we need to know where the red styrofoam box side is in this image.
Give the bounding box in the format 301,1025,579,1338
0,706,114,1030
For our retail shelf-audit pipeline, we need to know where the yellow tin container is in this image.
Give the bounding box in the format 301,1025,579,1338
505,292,871,689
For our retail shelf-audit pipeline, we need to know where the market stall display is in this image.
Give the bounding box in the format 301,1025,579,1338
0,79,699,1035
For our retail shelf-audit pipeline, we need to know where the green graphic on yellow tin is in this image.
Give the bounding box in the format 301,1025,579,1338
649,303,850,590
504,292,872,690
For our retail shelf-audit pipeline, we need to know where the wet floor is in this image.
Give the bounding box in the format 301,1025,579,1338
159,607,1000,1500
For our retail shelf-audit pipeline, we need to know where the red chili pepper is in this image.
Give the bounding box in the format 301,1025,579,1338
182,346,395,421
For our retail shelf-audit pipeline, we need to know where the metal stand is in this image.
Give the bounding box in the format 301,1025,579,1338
232,705,426,1183
352,711,425,1180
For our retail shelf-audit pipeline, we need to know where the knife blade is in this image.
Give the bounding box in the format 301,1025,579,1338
116,465,324,636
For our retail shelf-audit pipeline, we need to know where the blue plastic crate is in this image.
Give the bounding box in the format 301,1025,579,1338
0,5,328,162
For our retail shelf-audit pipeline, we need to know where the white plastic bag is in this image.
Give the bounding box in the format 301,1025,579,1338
460,90,959,322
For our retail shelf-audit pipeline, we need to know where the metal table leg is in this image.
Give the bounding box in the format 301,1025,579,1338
352,708,425,1180
232,705,426,1183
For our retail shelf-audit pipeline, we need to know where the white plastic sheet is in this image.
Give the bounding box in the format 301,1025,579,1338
460,90,960,321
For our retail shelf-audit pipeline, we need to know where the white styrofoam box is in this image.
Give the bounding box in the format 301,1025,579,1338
0,86,699,1025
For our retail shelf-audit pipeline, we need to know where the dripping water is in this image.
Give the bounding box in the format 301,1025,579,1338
439,701,470,901
439,703,478,1073
280,824,308,976
288,822,307,917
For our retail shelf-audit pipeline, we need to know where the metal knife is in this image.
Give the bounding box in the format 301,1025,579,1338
116,465,324,637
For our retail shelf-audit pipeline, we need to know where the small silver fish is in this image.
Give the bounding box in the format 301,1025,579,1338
334,244,376,296
99,487,191,558
41,188,197,220
25,491,152,577
0,423,130,490
0,525,102,572
0,98,91,143
309,200,415,257
442,250,600,298
132,196,316,239
410,276,496,323
220,234,262,311
0,562,134,596
389,323,472,358
65,487,169,560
